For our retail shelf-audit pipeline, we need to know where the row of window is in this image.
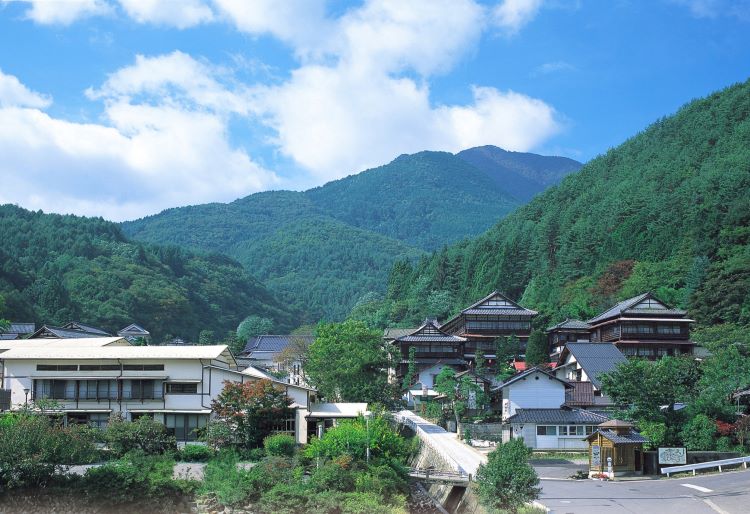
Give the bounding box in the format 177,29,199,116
37,364,165,372
464,321,531,331
622,324,684,335
620,346,691,357
33,379,197,400
536,425,599,436
410,345,459,354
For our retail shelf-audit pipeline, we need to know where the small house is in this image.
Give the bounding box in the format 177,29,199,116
586,419,648,477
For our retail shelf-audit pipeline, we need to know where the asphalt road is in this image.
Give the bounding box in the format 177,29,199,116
539,469,750,514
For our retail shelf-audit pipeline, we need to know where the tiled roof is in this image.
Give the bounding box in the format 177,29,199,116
492,366,572,391
396,320,466,343
29,326,103,339
0,344,233,361
242,334,314,355
62,322,111,336
546,319,592,331
383,328,416,340
6,322,35,334
462,308,537,316
624,308,688,316
507,408,610,424
589,429,649,444
587,292,688,324
562,342,627,389
118,323,150,336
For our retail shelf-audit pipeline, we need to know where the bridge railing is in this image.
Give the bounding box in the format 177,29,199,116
661,455,750,477
408,467,471,483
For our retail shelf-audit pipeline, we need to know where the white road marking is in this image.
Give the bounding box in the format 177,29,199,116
681,483,713,493
702,498,731,514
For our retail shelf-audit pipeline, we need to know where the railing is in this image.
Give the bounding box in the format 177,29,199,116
408,467,470,484
661,456,750,477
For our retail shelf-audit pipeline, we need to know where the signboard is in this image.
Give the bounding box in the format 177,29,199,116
591,445,601,466
658,447,687,465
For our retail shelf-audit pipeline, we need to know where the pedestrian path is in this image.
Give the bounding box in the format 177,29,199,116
395,410,486,476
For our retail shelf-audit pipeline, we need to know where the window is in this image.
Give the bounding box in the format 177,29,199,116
78,380,117,400
165,414,209,441
88,413,109,429
465,320,531,331
122,380,163,400
271,417,296,436
36,364,77,371
536,425,557,436
636,298,666,309
558,425,569,436
79,364,120,371
657,324,682,335
585,425,596,435
34,379,73,399
123,364,164,371
165,383,198,394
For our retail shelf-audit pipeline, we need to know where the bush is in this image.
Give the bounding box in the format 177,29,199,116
476,439,540,514
246,447,267,461
680,414,717,450
79,454,195,507
264,433,297,457
105,415,177,457
354,464,408,500
309,462,355,492
179,444,214,462
0,413,98,490
258,483,310,514
199,451,254,506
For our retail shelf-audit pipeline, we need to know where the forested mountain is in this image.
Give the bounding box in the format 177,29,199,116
366,80,750,331
123,149,578,320
0,205,298,341
456,146,583,202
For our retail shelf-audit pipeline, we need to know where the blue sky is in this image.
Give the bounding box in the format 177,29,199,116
0,0,748,220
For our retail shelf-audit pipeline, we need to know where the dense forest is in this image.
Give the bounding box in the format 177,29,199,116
360,79,750,335
123,148,579,320
0,206,298,341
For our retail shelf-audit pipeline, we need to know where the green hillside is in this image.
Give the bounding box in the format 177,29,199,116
125,150,564,320
373,80,750,330
0,205,299,341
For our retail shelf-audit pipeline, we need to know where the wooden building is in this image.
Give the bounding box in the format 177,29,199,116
394,319,467,388
586,419,648,477
587,292,695,358
546,319,591,357
440,291,537,362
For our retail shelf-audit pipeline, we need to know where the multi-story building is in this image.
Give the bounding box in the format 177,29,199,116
587,292,695,358
546,319,592,357
555,342,627,408
0,337,317,443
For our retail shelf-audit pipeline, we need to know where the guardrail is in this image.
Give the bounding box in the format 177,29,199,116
661,455,750,477
409,467,470,484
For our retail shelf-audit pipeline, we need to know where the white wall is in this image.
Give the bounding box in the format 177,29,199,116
504,371,566,419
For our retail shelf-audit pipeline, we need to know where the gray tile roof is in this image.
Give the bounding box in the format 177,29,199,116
590,429,649,444
29,326,103,339
587,292,687,324
507,408,610,424
396,320,466,343
563,342,628,389
7,323,35,335
383,328,416,340
547,319,592,331
242,334,314,355
62,322,111,336
462,308,537,316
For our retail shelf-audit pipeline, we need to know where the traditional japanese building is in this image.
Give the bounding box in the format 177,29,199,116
440,291,537,360
117,323,151,344
29,323,109,339
394,319,467,388
587,292,694,358
546,319,592,357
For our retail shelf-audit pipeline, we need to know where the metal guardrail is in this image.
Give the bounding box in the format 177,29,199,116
661,456,750,477
409,467,470,484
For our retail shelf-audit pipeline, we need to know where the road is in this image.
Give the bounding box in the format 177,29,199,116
395,410,487,475
539,469,750,514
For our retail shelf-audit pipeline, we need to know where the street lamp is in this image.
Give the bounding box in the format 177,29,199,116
23,387,30,407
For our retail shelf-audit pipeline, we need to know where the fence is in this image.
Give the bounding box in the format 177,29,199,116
661,455,750,477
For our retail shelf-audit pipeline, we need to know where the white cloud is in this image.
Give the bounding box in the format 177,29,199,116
532,60,576,76
249,0,559,181
0,69,51,107
116,0,213,28
5,0,111,25
670,0,750,20
492,0,543,33
0,59,277,220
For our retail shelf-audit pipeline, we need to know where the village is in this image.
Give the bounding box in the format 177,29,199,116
1,290,749,513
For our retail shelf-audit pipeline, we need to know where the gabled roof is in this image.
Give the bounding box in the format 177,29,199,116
459,291,538,316
241,334,314,355
559,342,628,389
118,323,150,336
491,366,573,391
396,320,466,343
383,327,417,340
506,408,610,424
2,322,35,335
586,429,649,444
29,325,103,339
0,337,129,351
455,369,491,383
62,321,111,336
546,319,592,332
587,292,687,325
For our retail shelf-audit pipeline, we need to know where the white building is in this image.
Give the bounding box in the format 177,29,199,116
0,337,318,444
493,366,610,450
555,342,627,408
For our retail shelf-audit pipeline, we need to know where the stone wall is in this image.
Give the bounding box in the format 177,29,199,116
457,422,504,441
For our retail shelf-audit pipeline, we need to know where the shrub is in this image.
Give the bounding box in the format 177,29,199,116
0,413,98,490
246,447,267,461
476,439,540,514
264,433,297,457
309,462,355,492
680,414,717,450
105,414,177,457
258,483,310,514
354,464,408,500
199,451,254,506
179,444,214,462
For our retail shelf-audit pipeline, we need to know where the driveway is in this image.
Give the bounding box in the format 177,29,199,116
539,468,750,514
532,458,588,480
